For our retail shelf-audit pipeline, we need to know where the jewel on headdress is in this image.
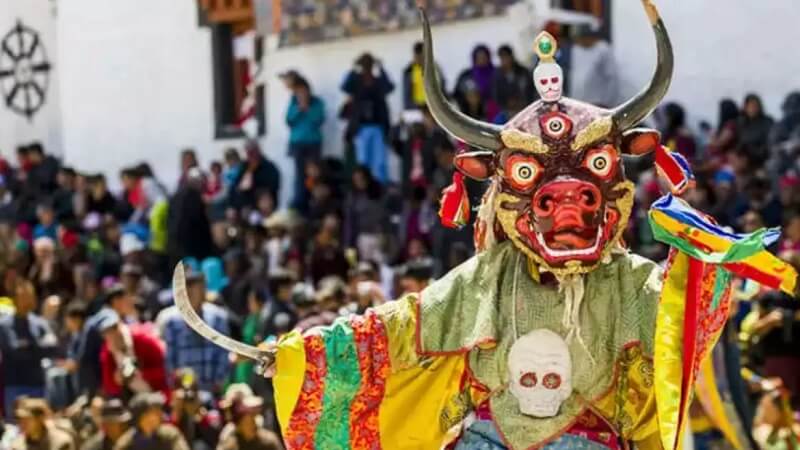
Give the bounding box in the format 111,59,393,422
533,31,564,103
535,32,558,62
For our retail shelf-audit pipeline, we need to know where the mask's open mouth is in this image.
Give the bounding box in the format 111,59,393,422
536,226,602,256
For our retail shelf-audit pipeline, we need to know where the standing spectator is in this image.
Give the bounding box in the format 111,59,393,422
767,92,800,180
52,167,77,222
402,42,444,110
285,76,325,212
568,25,619,108
167,168,216,271
178,149,200,188
58,301,88,403
229,142,281,211
10,398,75,450
215,394,283,450
493,45,536,117
114,393,189,450
84,175,118,217
156,272,230,392
80,398,131,450
453,45,497,119
738,94,774,162
341,53,395,184
343,166,387,262
706,99,740,160
0,280,58,421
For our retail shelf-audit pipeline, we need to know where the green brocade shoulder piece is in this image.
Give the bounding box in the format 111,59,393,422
417,242,665,449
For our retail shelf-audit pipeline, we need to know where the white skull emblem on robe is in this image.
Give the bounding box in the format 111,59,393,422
507,329,572,418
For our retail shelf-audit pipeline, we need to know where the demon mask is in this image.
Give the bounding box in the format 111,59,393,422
422,0,673,278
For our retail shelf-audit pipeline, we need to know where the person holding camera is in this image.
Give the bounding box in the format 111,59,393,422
340,53,395,184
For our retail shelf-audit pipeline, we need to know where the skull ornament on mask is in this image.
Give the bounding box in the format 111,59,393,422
533,32,563,103
508,329,572,418
420,0,673,278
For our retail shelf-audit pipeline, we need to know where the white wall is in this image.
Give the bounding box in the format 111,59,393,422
0,0,62,158
260,16,520,201
613,0,800,127
50,0,800,198
57,0,241,190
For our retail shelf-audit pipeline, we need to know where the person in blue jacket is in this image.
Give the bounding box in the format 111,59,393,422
285,75,325,213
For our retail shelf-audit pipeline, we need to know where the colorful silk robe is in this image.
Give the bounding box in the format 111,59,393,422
273,197,797,450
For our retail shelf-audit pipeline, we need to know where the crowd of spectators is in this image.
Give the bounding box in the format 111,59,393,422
0,37,799,449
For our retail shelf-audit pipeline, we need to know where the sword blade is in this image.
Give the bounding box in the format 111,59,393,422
172,263,274,365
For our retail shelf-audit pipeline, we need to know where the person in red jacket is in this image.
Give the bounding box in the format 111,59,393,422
99,320,169,401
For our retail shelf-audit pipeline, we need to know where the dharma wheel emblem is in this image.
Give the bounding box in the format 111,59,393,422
0,20,51,119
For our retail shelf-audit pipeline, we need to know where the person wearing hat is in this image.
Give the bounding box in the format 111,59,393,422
0,280,58,422
80,398,130,450
216,392,282,450
10,398,75,450
156,271,231,392
169,369,220,450
113,393,188,450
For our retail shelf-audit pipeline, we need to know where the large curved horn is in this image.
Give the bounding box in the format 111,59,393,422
172,263,275,370
612,0,674,130
420,8,503,152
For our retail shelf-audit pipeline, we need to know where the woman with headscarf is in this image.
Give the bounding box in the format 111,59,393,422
738,93,774,162
453,45,499,121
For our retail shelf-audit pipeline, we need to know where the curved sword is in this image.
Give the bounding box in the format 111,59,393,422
171,263,275,371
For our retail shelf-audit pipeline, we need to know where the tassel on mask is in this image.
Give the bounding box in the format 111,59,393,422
439,172,470,229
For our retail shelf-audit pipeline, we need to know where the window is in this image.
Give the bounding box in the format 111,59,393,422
198,0,266,139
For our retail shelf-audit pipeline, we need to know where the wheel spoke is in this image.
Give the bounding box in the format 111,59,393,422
15,23,24,57
25,33,39,58
23,83,32,114
1,40,18,61
0,69,13,79
32,62,51,73
5,83,19,106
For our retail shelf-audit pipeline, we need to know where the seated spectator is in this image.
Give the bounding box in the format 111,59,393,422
114,393,189,450
229,141,281,211
659,102,697,162
99,321,168,401
738,93,774,161
80,398,131,450
29,236,74,299
453,45,497,120
0,280,58,421
216,392,282,450
156,272,230,393
753,389,800,450
263,269,298,339
779,212,800,254
308,214,348,286
10,398,75,450
398,257,435,295
170,369,220,450
33,203,58,241
493,45,536,116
